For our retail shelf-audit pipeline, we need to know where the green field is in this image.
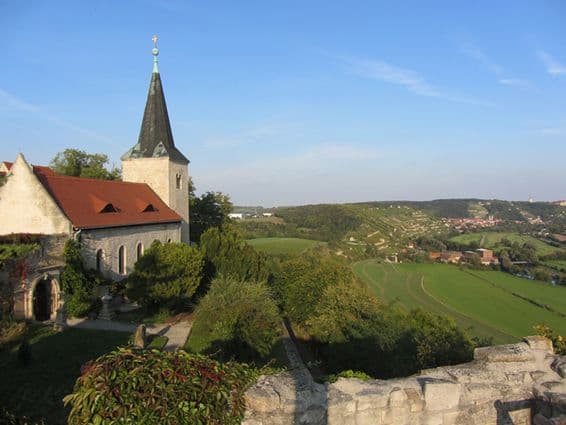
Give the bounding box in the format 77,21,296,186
449,232,562,256
353,261,566,344
247,237,326,255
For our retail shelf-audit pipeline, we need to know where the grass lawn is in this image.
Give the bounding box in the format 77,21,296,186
449,232,562,256
353,261,566,345
247,237,326,256
0,325,130,424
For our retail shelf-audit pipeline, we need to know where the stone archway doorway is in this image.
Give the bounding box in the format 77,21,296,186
33,278,53,321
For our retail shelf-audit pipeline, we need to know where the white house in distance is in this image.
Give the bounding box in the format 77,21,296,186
0,38,190,321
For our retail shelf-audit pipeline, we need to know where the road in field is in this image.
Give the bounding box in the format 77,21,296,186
353,261,566,344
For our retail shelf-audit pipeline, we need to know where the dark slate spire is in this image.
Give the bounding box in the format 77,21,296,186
122,36,189,164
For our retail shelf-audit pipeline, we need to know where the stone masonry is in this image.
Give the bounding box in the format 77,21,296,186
243,336,566,425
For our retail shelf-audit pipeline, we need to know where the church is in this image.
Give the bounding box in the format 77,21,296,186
0,39,190,320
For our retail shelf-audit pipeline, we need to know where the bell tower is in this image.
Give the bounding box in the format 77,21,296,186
122,36,190,243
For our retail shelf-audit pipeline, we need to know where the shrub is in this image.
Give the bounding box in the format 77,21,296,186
188,276,280,361
64,348,261,425
272,253,353,325
0,320,27,349
535,324,566,355
60,240,98,318
199,226,271,283
0,407,44,425
126,241,204,311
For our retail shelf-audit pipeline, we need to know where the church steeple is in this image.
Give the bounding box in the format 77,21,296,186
121,36,189,164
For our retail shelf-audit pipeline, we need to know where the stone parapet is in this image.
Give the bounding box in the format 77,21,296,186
243,337,566,425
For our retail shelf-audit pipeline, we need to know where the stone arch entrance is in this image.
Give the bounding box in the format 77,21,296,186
31,276,59,321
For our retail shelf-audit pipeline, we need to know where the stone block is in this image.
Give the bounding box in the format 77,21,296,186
355,409,381,425
524,336,554,354
404,388,424,412
245,385,281,413
552,357,566,378
423,380,460,411
474,342,534,363
388,387,407,407
327,388,356,417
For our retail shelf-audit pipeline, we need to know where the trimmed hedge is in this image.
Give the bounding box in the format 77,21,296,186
64,348,261,425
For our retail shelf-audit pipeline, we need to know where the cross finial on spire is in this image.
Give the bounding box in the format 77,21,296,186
151,35,159,73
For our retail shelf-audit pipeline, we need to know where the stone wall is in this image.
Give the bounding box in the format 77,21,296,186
81,222,181,281
243,336,566,425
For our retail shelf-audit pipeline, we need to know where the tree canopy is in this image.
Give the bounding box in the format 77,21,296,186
50,148,120,180
189,178,233,243
126,241,204,310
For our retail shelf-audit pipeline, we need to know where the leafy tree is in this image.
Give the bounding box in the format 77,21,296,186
189,276,280,361
50,148,120,180
126,241,204,310
188,178,233,243
61,240,96,317
199,226,270,283
406,309,474,371
272,252,353,325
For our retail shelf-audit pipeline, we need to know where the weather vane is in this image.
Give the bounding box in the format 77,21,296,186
151,34,159,73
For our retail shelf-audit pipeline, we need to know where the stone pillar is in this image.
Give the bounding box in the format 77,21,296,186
98,294,114,320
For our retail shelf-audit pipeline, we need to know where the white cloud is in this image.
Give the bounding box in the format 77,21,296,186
498,78,533,89
462,44,503,76
346,58,440,97
341,56,492,106
0,88,39,112
462,44,532,89
537,50,566,76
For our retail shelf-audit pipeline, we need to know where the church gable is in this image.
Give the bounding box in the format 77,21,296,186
0,154,71,235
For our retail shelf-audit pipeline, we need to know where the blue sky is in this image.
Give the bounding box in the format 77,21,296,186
1,1,565,206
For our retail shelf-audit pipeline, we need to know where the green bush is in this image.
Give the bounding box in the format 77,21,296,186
60,240,100,318
126,241,204,311
272,253,353,325
188,276,280,361
200,226,271,283
64,348,260,425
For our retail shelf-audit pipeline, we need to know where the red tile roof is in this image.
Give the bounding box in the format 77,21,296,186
2,161,13,169
34,168,182,229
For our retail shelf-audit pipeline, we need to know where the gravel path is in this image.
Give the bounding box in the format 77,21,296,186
67,318,192,351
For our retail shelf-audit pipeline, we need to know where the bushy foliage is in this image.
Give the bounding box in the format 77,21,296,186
0,320,27,349
126,241,204,310
272,252,353,325
189,276,280,361
199,226,270,283
535,324,566,355
276,204,362,241
60,240,98,318
302,274,473,378
0,407,44,425
64,348,261,425
50,148,120,180
188,177,233,243
405,309,474,371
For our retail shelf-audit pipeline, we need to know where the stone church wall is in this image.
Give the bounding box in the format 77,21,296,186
81,222,181,281
243,336,566,425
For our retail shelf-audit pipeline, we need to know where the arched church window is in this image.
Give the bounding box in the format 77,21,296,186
96,249,104,272
118,246,126,275
136,242,144,261
176,173,182,189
